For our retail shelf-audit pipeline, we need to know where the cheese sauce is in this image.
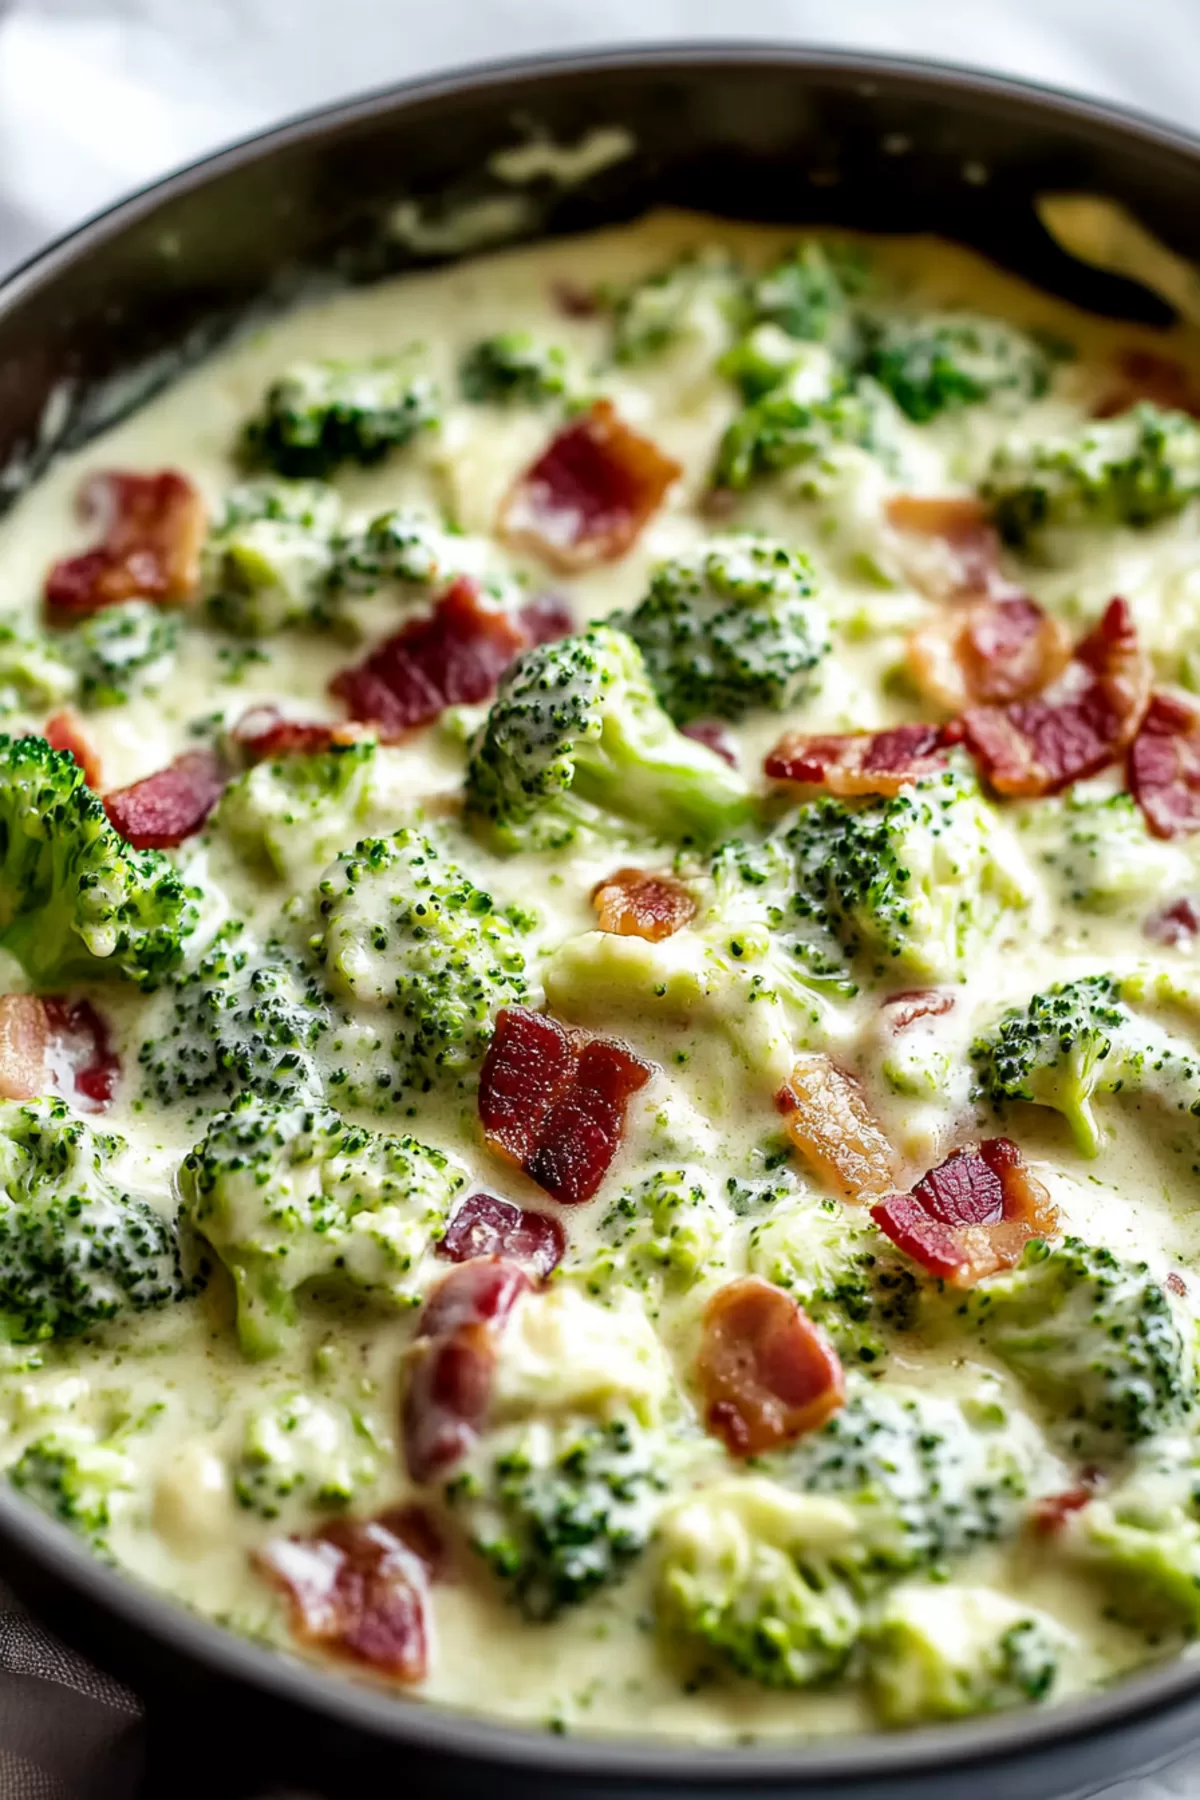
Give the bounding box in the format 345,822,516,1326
0,209,1196,1741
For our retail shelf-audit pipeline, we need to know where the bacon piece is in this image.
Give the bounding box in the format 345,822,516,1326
551,280,599,319
881,989,955,1032
403,1258,531,1483
478,1006,654,1206
45,471,205,616
680,719,738,766
764,723,947,797
871,1138,1058,1287
1128,692,1200,839
952,597,1150,797
42,998,118,1108
42,710,102,789
697,1277,845,1456
0,996,49,1101
1146,897,1200,947
330,576,527,740
499,400,681,572
886,493,1018,602
256,1509,434,1680
591,867,696,942
1093,348,1200,420
517,593,574,645
437,1192,565,1278
104,747,225,849
907,596,1071,713
776,1055,899,1201
230,704,361,764
1166,1270,1188,1298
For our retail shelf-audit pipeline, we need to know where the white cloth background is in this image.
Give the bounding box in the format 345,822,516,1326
1,0,1200,1793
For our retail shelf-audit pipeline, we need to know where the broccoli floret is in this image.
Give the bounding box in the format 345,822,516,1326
781,1382,1034,1576
464,625,754,852
617,537,830,724
779,770,1033,983
657,1476,865,1688
968,1237,1192,1459
861,313,1051,424
714,373,880,493
179,1092,464,1358
0,616,76,716
61,599,179,707
983,404,1200,548
745,241,870,352
0,1098,196,1342
232,1391,378,1520
309,827,530,1099
489,1283,672,1428
1072,1454,1200,1633
324,507,454,600
214,738,381,884
575,1166,732,1307
0,733,198,988
138,923,328,1110
243,355,440,480
610,250,745,364
866,1584,1065,1724
459,332,569,405
203,480,342,636
450,1413,667,1620
748,1196,920,1366
9,1427,133,1546
1020,790,1195,917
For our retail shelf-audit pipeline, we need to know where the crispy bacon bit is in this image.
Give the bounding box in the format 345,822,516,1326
1166,1270,1188,1298
104,747,225,849
1094,348,1200,420
952,597,1150,797
330,576,527,740
881,989,956,1032
551,279,598,319
1030,1484,1096,1535
231,704,360,764
256,1509,434,1680
697,1277,845,1456
764,723,947,797
1147,898,1200,946
886,493,1018,602
0,996,49,1101
907,596,1071,713
42,710,102,788
45,471,206,616
871,1138,1059,1287
403,1258,531,1484
499,400,681,572
517,592,574,645
1129,692,1200,839
776,1055,900,1202
43,998,118,1109
680,719,738,766
591,867,696,942
437,1192,565,1279
479,1006,654,1206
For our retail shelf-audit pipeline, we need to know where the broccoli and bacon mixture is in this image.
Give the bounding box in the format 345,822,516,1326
1,212,1200,1741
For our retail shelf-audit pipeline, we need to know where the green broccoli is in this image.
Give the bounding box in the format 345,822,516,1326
866,1584,1065,1724
450,1413,667,1621
232,1391,378,1519
0,617,76,716
1072,1454,1200,1633
714,373,880,494
309,826,530,1099
138,923,328,1110
983,403,1200,549
203,479,342,636
575,1166,733,1307
464,625,754,852
61,599,179,707
179,1092,464,1358
776,770,1033,984
0,733,198,988
861,313,1052,423
610,250,746,364
1019,790,1195,917
243,354,440,480
968,1237,1193,1459
214,737,382,884
717,324,810,403
745,241,870,352
324,507,453,601
617,537,829,724
459,332,569,404
0,1098,197,1342
9,1427,133,1546
748,1196,920,1366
